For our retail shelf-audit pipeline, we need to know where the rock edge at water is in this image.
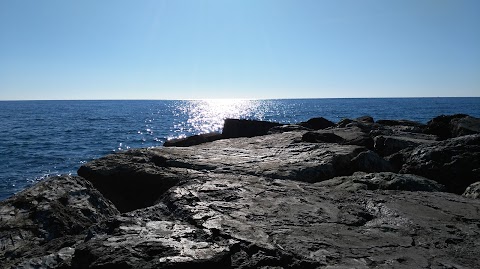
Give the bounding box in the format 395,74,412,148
1,114,480,268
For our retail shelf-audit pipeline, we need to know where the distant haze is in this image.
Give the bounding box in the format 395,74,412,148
1,0,479,100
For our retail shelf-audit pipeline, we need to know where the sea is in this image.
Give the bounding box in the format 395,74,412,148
1,97,480,201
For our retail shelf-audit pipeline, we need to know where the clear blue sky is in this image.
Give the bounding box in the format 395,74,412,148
1,0,479,100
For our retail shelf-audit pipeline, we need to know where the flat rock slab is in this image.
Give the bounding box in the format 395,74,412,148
79,132,396,212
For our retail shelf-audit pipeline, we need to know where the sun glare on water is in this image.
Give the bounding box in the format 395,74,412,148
169,99,265,139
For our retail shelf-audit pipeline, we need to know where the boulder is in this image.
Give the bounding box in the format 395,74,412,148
463,182,480,199
423,114,480,139
316,172,445,192
299,117,335,130
222,119,282,138
400,134,480,194
0,175,118,268
163,132,223,147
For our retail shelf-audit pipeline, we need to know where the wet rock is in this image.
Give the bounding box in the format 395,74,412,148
0,175,118,268
316,172,445,192
400,134,480,194
164,132,223,147
463,182,480,199
222,119,282,138
299,117,335,130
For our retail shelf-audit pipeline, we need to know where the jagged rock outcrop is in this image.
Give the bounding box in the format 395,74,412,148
400,134,480,194
0,175,118,268
1,114,480,268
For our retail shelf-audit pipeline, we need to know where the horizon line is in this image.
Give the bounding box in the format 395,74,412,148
1,96,480,102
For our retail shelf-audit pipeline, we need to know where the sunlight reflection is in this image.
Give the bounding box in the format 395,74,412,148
169,99,265,139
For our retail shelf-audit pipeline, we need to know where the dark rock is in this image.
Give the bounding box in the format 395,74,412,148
78,151,182,212
268,124,311,134
299,117,335,130
222,119,282,138
356,115,374,124
463,182,480,199
163,132,223,147
0,175,118,268
302,131,344,143
423,114,479,139
302,126,374,149
400,134,480,194
377,119,424,127
316,172,445,192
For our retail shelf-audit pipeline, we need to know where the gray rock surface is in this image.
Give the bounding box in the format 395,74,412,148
81,132,374,194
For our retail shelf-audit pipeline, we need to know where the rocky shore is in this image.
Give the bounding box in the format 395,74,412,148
1,114,480,268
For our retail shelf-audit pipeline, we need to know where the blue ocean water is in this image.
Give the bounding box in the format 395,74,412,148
1,98,480,201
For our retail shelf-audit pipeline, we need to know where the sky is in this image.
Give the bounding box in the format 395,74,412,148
0,0,479,100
